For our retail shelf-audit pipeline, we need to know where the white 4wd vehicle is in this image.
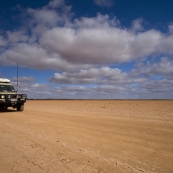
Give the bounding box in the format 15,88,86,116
0,78,27,111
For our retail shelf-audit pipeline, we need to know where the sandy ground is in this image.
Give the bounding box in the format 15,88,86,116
0,100,173,173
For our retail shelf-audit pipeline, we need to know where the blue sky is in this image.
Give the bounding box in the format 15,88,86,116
0,0,173,99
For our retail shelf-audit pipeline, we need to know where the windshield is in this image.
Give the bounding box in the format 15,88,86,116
0,85,15,92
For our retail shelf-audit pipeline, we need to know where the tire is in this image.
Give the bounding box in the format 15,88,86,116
3,106,8,110
17,104,24,111
0,106,7,111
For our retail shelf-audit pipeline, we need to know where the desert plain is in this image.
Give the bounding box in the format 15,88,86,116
0,100,173,173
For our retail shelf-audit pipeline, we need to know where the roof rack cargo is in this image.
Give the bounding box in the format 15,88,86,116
0,78,10,83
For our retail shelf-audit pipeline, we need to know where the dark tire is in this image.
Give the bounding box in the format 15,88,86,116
3,106,8,110
17,104,24,111
0,106,8,111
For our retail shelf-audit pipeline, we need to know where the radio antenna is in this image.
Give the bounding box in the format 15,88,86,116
17,62,18,93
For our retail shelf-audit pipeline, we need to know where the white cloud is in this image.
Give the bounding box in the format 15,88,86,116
133,57,173,79
160,35,173,54
48,0,65,8
168,24,173,33
0,0,173,99
94,0,114,7
49,66,148,87
0,43,92,72
11,76,36,89
12,76,36,83
0,36,7,46
7,30,28,43
27,0,72,29
131,18,144,32
50,67,128,84
139,79,173,99
9,67,173,99
39,14,173,65
27,8,60,27
1,5,173,69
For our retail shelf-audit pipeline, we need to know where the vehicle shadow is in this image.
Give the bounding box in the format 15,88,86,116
0,109,17,113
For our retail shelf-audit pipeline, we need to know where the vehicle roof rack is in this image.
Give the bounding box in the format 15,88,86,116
0,78,10,83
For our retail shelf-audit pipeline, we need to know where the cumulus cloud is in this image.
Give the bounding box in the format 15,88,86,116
9,78,33,93
48,0,65,8
131,18,144,32
7,30,28,43
0,36,7,46
27,0,72,29
12,76,36,83
51,66,145,86
1,3,173,69
27,8,60,27
0,0,173,99
168,24,173,33
94,0,114,7
50,67,128,84
0,43,92,72
40,14,173,65
133,57,173,79
3,22,172,69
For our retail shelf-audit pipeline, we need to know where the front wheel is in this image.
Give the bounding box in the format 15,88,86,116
0,106,8,111
17,104,24,111
3,106,8,110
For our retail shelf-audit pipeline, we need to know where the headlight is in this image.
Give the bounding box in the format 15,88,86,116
17,95,21,98
1,95,5,99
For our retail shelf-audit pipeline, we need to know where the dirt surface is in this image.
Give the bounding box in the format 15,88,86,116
0,100,173,173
